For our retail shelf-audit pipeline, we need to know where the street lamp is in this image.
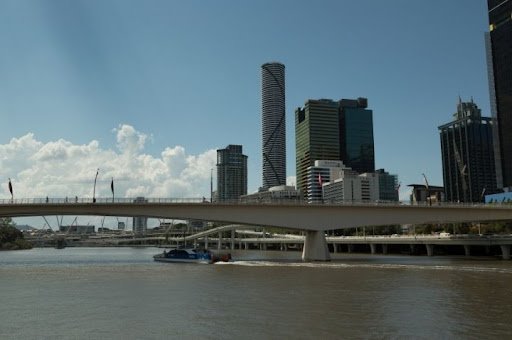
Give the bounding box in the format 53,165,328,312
93,169,99,203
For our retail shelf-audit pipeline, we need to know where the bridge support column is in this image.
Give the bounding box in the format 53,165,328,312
347,244,354,253
333,243,337,253
302,230,330,261
217,233,222,250
204,235,208,250
464,245,471,257
500,245,511,260
370,243,376,255
230,230,235,250
382,244,388,255
425,244,434,257
409,244,415,254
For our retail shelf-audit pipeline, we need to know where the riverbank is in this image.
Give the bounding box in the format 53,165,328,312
0,225,32,250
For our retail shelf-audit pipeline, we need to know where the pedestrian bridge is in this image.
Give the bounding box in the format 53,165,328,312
2,198,512,261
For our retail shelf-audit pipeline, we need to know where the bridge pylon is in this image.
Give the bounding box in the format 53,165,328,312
302,230,330,261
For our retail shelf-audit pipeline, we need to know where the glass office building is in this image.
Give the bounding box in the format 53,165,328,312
487,0,512,189
439,99,497,202
339,98,375,174
375,169,399,201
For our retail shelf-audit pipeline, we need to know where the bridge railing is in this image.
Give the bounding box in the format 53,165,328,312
0,197,510,209
0,197,206,205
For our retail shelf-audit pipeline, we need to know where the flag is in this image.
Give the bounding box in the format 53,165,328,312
8,178,12,197
111,177,114,202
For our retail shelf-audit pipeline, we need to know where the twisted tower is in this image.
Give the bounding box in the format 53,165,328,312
261,62,286,190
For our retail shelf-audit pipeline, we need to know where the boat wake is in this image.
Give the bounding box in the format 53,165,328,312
218,260,512,274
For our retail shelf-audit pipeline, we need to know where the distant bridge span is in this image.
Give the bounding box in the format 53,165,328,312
3,200,512,260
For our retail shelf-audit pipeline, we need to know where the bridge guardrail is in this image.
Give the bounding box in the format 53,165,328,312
0,197,510,209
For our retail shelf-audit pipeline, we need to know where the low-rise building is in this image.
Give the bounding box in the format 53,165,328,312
240,185,301,203
322,171,379,203
59,225,95,234
305,160,351,203
408,184,445,204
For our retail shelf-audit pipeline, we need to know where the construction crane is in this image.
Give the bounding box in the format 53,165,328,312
422,173,431,206
453,143,468,202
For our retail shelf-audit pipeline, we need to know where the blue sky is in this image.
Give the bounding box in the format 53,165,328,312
0,0,491,202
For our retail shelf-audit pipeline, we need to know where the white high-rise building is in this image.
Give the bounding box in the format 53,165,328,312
305,160,351,203
323,171,379,203
261,62,286,190
305,160,379,203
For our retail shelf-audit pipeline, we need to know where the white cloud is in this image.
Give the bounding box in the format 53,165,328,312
113,124,149,154
0,125,217,200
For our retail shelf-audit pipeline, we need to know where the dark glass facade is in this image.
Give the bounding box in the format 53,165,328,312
216,145,248,202
376,169,399,201
487,0,512,188
339,98,375,173
439,100,497,202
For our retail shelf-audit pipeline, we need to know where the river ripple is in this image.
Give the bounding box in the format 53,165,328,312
1,247,511,339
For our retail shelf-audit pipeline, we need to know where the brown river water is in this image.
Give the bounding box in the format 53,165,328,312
1,247,511,339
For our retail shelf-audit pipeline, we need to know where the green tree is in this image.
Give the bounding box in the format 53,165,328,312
0,217,15,228
0,217,32,250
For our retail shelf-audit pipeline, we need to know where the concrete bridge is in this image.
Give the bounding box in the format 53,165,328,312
3,198,512,260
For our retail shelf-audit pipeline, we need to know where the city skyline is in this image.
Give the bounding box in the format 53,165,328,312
0,1,491,204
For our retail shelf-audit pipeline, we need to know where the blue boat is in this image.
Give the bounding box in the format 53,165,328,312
153,248,231,264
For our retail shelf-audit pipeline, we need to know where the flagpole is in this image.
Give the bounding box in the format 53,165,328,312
8,178,13,202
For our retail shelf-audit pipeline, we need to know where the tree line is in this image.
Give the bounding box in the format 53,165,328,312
0,217,32,250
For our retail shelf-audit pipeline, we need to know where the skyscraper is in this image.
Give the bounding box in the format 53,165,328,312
339,98,375,174
261,62,286,190
296,99,340,198
216,144,248,202
486,0,512,190
295,97,375,198
438,99,497,202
